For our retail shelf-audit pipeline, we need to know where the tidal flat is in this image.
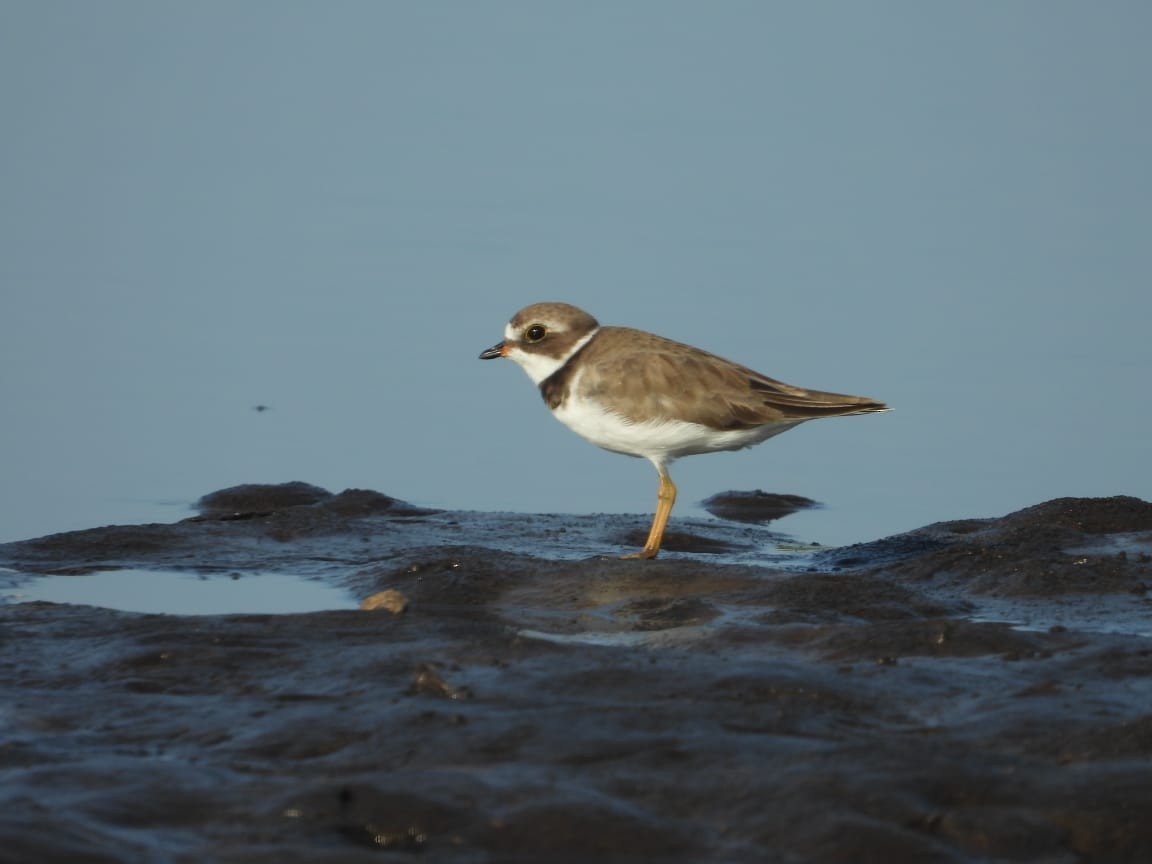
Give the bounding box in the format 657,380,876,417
2,483,1150,863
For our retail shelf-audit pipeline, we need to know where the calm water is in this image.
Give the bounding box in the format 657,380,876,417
1,569,357,616
2,4,1149,548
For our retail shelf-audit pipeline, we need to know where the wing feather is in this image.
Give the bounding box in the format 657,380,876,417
573,327,887,429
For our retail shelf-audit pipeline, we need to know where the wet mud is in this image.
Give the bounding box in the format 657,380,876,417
700,490,820,524
2,485,1152,862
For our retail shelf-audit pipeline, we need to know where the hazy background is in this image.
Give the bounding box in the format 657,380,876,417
2,2,1149,547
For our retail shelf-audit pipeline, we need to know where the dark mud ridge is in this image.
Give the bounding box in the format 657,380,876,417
2,483,1152,863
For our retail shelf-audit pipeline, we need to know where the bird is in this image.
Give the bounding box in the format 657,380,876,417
479,302,887,559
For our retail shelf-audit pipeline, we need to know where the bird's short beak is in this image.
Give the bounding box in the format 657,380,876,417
479,341,507,360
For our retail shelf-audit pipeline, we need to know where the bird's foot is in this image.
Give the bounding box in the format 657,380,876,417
619,549,660,561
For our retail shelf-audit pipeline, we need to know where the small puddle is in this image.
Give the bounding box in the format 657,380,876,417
0,568,358,615
969,604,1152,640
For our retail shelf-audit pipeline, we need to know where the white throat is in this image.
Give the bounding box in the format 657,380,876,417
505,325,600,385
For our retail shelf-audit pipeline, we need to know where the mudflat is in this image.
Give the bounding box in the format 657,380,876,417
2,483,1150,863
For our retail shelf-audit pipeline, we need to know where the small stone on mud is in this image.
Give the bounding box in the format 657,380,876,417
360,589,409,614
409,663,470,700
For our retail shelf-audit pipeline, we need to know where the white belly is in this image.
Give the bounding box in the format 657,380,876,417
552,394,802,465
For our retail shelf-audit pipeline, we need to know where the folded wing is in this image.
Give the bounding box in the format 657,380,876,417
578,328,888,430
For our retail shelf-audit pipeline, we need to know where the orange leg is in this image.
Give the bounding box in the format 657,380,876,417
622,465,677,560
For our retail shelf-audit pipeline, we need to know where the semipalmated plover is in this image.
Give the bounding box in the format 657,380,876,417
480,302,887,559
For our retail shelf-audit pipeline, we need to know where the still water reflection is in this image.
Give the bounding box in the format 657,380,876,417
2,569,357,615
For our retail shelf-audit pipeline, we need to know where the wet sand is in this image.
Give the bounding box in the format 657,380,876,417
2,484,1151,862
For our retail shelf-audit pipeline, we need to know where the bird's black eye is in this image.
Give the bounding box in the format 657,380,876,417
524,324,547,342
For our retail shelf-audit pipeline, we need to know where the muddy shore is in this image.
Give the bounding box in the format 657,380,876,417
2,484,1151,863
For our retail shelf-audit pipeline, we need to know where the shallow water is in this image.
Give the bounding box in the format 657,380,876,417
1,568,357,615
968,596,1152,640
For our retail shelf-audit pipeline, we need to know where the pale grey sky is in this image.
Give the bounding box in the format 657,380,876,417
2,2,1149,544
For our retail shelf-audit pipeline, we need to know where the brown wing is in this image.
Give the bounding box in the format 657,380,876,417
573,327,887,430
